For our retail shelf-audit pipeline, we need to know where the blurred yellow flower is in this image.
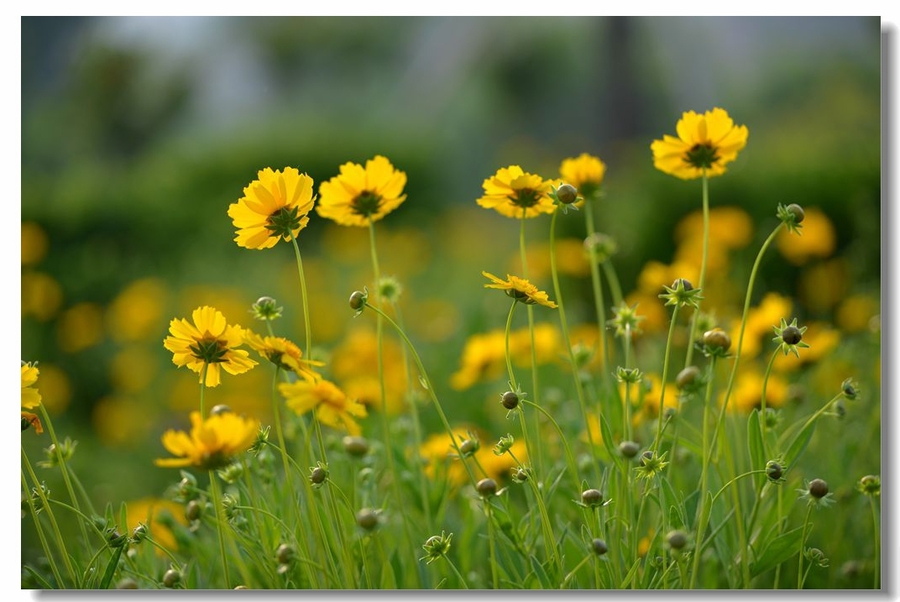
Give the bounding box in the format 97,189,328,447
629,374,679,426
21,271,63,322
483,271,558,308
29,363,70,415
126,497,186,553
317,155,407,227
836,294,880,333
109,346,159,394
21,362,41,409
731,293,793,359
418,428,527,487
57,302,105,353
675,206,754,251
155,410,259,469
798,258,848,315
776,207,836,266
244,330,322,378
476,165,556,219
330,326,409,413
163,306,257,387
522,238,591,280
509,322,562,366
228,167,315,249
651,107,749,180
623,291,667,335
280,376,367,436
723,368,788,414
559,153,606,199
93,394,154,448
450,330,508,390
21,221,49,266
106,278,168,343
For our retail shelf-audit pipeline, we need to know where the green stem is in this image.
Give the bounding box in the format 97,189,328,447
870,495,880,589
602,261,624,308
798,504,814,588
689,356,718,588
289,236,312,361
208,471,232,587
519,213,545,477
653,304,681,453
485,500,500,589
684,171,709,368
20,466,66,587
550,206,600,475
759,349,780,453
583,198,610,384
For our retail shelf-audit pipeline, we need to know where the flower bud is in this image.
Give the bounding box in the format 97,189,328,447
766,460,784,482
618,441,640,459
786,203,805,223
780,325,802,345
857,474,881,496
556,183,578,205
116,578,139,589
476,478,497,498
276,543,295,565
132,523,148,543
702,328,732,352
672,278,693,291
185,499,203,522
356,508,379,531
459,438,479,457
666,530,688,550
349,290,367,311
581,488,603,507
343,436,369,457
163,568,181,588
501,391,519,410
808,478,829,499
591,538,608,556
310,466,327,486
676,366,701,390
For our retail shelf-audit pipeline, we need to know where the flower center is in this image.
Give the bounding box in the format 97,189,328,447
684,143,719,169
265,206,303,239
189,337,229,364
509,188,540,209
351,192,383,217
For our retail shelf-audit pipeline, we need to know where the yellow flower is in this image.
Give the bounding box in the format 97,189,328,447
836,294,879,333
651,108,749,180
418,427,526,487
280,376,367,436
450,330,508,390
21,362,42,410
316,155,407,227
731,293,793,359
125,497,186,553
482,271,558,308
330,327,409,414
476,165,557,218
559,153,606,199
722,368,788,414
155,411,260,469
163,306,257,387
21,221,49,266
776,207,836,266
227,167,316,249
509,322,562,366
244,330,322,378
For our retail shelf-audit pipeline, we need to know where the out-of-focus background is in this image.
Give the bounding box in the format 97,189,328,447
20,15,881,569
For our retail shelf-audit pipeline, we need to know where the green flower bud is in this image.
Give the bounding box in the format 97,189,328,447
476,478,497,498
666,530,688,550
618,441,641,459
676,366,701,390
581,488,603,507
356,508,380,531
556,183,579,205
766,460,784,483
185,499,203,522
786,203,805,223
591,538,608,556
116,578,139,589
349,290,367,312
276,543,295,565
310,466,328,486
163,568,181,588
501,391,519,410
343,436,370,457
808,478,829,499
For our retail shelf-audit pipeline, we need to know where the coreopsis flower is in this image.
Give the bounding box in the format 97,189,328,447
21,361,43,434
163,306,257,387
482,271,558,308
227,167,316,250
155,411,260,470
280,375,367,436
243,330,322,378
651,108,749,180
559,153,607,200
475,165,557,219
316,155,407,227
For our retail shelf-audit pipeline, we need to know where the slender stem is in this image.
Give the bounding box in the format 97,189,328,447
720,224,784,416
550,207,599,475
689,356,718,589
208,471,231,587
684,171,709,368
583,198,610,383
443,556,470,589
602,261,624,308
519,213,545,477
759,349,780,453
870,495,880,589
798,504,814,588
199,363,208,417
485,500,500,589
289,236,312,361
653,305,681,453
21,454,69,587
504,301,519,390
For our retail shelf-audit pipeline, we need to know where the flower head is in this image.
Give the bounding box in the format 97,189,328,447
155,411,260,470
163,306,257,387
317,155,407,227
21,362,42,410
420,532,453,565
476,165,557,219
559,153,607,200
651,108,748,180
280,375,368,436
243,330,322,377
798,478,835,508
228,167,316,250
482,271,557,308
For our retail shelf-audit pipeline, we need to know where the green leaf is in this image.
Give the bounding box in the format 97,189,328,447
747,409,765,490
750,526,804,578
598,411,622,468
783,419,816,469
529,555,554,589
98,545,124,589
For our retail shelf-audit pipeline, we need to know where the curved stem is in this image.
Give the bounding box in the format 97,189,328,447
684,171,709,368
583,198,609,380
289,236,312,361
653,305,680,453
208,470,232,587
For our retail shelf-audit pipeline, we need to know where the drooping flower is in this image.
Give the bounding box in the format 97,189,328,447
155,411,260,470
559,153,607,200
21,361,43,434
243,330,322,378
482,271,558,308
228,167,316,250
476,166,557,218
163,306,257,387
280,375,367,436
651,108,749,180
316,155,407,227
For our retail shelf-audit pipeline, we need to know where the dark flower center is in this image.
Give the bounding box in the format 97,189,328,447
190,337,229,364
509,188,540,209
352,192,383,217
684,143,719,169
266,206,303,239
